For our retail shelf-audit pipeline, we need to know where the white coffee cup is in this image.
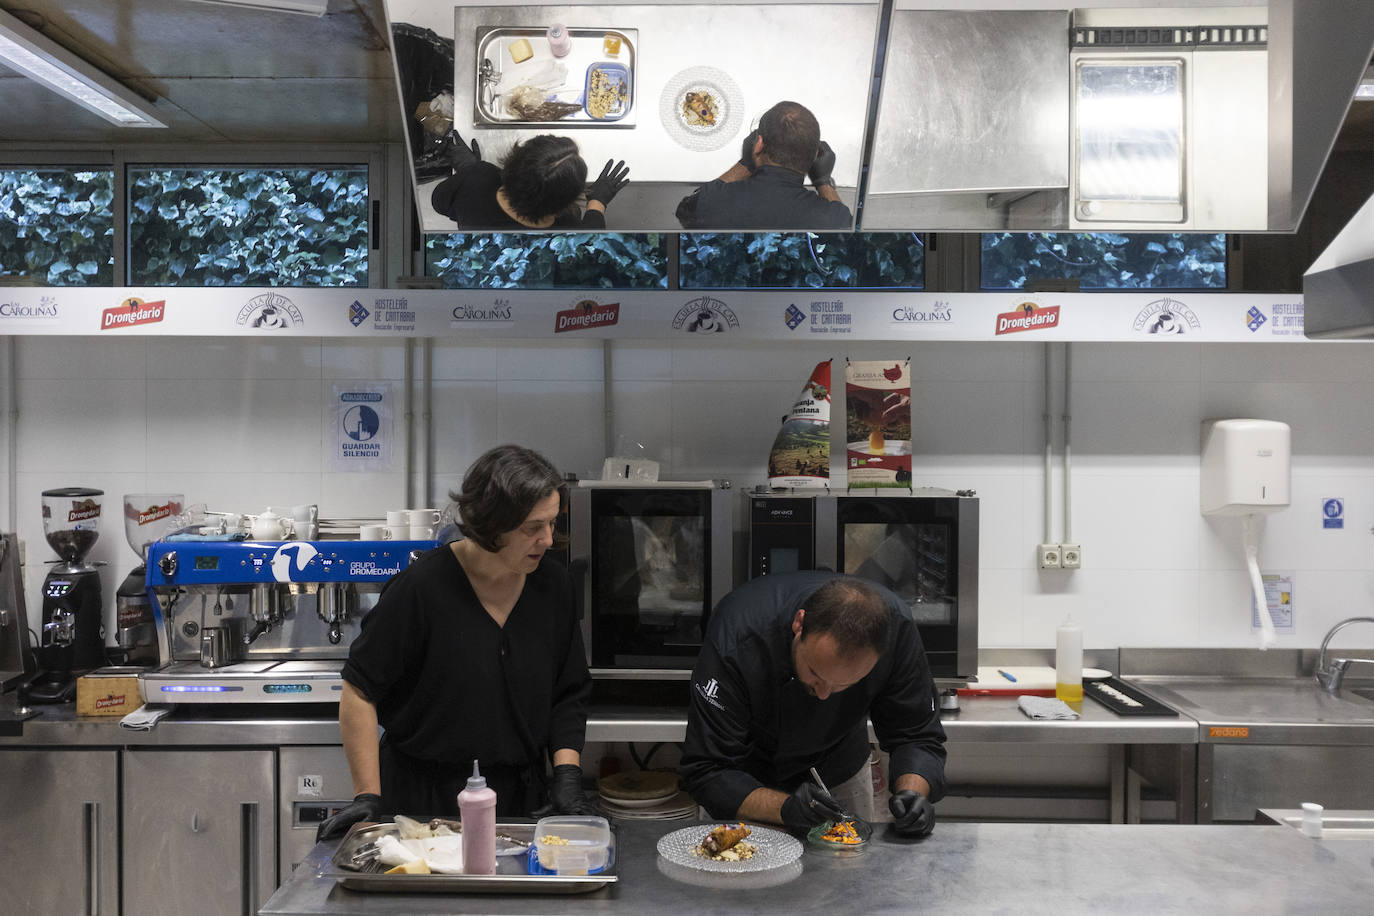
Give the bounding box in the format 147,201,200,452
408,508,440,527
385,525,409,541
385,509,409,527
359,524,389,540
409,525,435,540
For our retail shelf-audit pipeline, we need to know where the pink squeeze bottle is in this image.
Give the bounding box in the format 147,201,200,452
458,759,497,874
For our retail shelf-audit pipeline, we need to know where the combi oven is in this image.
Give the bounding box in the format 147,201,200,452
748,491,978,682
568,482,733,678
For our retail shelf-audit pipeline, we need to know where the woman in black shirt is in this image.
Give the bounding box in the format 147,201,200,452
431,132,629,230
319,444,596,839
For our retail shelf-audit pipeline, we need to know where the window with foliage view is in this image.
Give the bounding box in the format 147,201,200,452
0,169,114,285
426,234,667,288
981,233,1226,289
680,233,925,289
127,167,369,286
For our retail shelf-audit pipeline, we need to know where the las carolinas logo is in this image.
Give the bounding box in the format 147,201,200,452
995,301,1060,335
101,297,165,330
554,299,619,333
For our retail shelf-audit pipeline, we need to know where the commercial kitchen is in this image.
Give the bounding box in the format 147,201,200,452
3,1,1374,913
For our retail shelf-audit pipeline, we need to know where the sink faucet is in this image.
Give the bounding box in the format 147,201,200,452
1316,617,1374,693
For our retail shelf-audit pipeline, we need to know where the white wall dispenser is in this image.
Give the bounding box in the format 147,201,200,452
1200,419,1292,648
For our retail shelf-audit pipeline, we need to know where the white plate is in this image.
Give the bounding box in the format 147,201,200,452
658,66,744,153
656,824,801,874
598,791,678,809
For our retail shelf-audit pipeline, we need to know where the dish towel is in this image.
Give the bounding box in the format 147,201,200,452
1017,695,1079,720
120,704,173,730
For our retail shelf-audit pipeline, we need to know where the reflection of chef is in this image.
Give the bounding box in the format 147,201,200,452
675,101,852,230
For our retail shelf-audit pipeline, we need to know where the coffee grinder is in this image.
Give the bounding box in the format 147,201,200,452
25,487,107,703
116,493,183,667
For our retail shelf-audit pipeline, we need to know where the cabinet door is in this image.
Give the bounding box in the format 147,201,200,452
123,749,276,916
0,749,119,915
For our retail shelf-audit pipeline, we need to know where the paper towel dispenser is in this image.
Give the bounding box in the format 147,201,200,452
1200,419,1292,516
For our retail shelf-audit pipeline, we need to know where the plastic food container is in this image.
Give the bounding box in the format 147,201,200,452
583,62,630,121
530,815,613,875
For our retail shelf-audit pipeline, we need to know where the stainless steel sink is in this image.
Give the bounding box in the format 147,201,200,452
1349,687,1374,704
1126,677,1374,729
1264,809,1374,839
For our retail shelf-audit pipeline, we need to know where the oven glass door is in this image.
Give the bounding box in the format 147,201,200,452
589,490,710,668
836,497,962,676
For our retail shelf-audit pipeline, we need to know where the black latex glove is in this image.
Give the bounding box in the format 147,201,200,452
316,792,382,842
587,159,630,207
739,128,761,171
888,789,936,837
533,764,600,817
779,782,846,831
440,130,481,171
808,140,836,189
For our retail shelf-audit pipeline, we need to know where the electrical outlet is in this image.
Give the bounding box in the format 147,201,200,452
1037,543,1061,569
1061,544,1082,568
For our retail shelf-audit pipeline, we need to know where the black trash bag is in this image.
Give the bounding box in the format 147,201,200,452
391,22,458,182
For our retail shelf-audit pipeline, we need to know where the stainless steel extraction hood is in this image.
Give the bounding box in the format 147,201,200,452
1303,189,1374,339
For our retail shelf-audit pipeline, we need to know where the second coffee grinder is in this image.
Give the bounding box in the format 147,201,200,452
24,487,107,703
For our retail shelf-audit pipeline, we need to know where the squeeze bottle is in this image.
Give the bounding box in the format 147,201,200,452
546,24,572,57
458,759,498,875
1055,616,1083,703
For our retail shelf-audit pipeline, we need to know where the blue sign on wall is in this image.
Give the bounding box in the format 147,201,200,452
1322,497,1344,530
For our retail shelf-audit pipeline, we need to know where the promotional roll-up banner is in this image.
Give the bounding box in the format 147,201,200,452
846,359,911,488
767,360,832,489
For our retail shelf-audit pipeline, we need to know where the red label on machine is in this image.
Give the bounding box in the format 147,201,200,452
67,500,101,523
95,693,127,710
1209,726,1250,738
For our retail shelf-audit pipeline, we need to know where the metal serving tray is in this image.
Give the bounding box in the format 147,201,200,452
473,26,637,128
329,821,618,894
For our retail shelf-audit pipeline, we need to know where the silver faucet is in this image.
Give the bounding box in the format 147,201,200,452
1315,617,1374,693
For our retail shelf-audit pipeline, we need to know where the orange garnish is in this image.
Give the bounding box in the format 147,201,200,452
820,820,863,844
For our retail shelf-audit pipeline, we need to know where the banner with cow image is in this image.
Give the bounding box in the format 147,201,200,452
846,359,911,488
767,360,832,489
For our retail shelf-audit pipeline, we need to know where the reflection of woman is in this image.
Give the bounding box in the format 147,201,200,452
319,444,596,840
430,131,629,229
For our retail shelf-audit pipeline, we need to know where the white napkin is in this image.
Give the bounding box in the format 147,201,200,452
1017,695,1079,720
119,704,172,730
375,833,465,874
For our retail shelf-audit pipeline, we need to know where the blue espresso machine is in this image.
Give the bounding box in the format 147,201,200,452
139,538,436,704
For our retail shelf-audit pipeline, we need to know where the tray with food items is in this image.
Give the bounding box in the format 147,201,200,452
328,815,617,894
473,26,637,127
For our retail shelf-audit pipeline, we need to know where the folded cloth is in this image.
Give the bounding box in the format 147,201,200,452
1017,695,1079,720
120,705,173,730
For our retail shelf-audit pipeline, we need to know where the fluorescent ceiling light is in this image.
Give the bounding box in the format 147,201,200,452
186,0,329,15
0,9,165,128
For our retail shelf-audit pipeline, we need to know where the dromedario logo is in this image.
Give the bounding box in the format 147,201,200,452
995,300,1060,335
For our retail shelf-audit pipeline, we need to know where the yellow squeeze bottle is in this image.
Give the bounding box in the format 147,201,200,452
1055,615,1083,703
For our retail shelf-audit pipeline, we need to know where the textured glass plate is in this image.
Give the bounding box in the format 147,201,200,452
656,824,802,873
806,818,873,856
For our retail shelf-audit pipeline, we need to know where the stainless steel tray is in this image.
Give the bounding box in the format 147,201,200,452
329,821,618,894
473,26,637,128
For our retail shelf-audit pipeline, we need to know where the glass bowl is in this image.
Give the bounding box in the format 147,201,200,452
806,817,873,856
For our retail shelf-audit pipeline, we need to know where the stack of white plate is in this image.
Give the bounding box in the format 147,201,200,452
597,771,698,820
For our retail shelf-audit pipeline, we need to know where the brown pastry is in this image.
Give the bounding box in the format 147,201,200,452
701,822,751,855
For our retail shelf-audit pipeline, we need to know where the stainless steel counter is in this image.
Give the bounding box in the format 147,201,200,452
0,697,1198,747
261,818,1374,915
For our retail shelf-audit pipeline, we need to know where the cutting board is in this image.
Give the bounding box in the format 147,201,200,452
958,666,1111,697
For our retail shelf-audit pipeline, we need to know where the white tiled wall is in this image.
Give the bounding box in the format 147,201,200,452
4,335,1373,652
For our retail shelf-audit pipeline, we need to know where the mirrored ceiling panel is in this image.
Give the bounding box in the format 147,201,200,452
383,1,882,233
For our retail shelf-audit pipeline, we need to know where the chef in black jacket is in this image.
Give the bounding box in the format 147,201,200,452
680,572,946,836
317,444,597,840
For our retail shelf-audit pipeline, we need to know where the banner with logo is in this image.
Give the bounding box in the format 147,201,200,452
329,382,395,472
846,359,912,488
768,360,832,489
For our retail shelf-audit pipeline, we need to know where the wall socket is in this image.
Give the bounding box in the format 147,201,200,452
1060,544,1082,568
1037,543,1061,569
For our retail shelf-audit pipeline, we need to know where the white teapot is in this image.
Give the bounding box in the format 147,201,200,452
248,509,292,540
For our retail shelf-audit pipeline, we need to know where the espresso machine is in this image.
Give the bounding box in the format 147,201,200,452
140,535,437,704
24,488,107,704
115,493,183,666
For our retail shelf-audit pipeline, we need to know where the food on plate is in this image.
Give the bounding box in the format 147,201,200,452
695,822,755,860
509,37,533,63
505,85,583,121
819,820,864,844
603,33,622,55
384,859,431,874
681,90,718,128
586,65,628,119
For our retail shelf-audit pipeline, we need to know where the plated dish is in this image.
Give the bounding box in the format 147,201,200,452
657,823,801,874
658,66,744,152
807,817,873,854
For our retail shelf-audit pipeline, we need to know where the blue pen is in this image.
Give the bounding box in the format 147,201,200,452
998,669,1017,682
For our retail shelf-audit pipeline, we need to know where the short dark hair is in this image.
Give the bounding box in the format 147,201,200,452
758,101,821,174
449,444,567,553
501,135,587,222
800,577,891,657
